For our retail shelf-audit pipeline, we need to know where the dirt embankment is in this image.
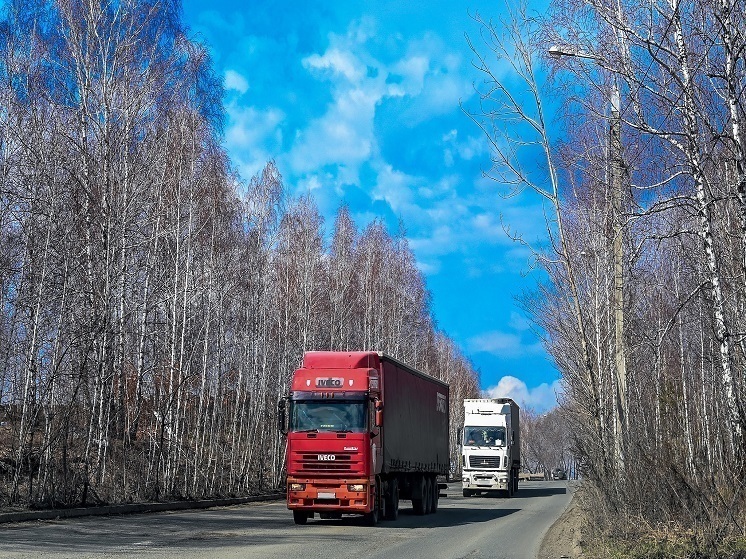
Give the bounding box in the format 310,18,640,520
538,487,584,559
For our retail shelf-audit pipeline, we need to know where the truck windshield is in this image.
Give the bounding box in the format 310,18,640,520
290,401,367,433
463,426,506,447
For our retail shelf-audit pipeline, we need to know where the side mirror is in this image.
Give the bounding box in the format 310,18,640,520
278,398,287,435
374,399,383,428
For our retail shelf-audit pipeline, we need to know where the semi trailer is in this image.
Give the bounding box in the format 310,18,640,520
461,398,520,497
279,351,449,525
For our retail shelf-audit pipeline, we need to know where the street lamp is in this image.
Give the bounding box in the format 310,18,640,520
548,46,628,457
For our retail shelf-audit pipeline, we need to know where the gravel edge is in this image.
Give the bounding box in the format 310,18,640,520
0,493,285,524
537,483,583,559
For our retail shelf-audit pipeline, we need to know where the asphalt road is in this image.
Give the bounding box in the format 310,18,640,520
0,481,571,559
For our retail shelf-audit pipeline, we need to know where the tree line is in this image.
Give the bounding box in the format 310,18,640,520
468,0,746,547
0,0,480,509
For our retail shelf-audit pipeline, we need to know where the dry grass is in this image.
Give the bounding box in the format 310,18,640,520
551,483,746,559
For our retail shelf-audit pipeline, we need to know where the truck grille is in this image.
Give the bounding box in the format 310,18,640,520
469,455,501,468
293,452,362,475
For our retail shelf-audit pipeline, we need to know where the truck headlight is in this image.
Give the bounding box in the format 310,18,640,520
348,484,366,492
290,483,305,491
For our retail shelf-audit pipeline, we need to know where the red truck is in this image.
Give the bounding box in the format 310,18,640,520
278,351,450,525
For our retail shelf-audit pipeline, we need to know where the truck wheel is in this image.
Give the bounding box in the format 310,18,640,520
363,503,378,526
462,488,472,498
513,472,519,494
364,480,380,526
293,510,308,525
423,477,432,514
412,475,426,515
430,476,439,513
384,478,399,521
378,480,387,520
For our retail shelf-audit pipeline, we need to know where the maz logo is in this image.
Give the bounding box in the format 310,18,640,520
317,454,336,461
316,377,344,388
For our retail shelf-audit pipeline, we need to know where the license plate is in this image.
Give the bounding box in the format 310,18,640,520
318,492,336,499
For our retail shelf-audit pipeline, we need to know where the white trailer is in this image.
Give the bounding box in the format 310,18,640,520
461,398,520,497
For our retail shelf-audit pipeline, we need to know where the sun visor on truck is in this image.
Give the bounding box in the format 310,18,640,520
290,391,368,400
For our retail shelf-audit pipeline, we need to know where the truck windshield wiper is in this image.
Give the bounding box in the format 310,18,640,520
297,429,319,433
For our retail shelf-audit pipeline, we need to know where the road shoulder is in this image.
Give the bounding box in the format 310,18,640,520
0,493,283,524
537,484,583,559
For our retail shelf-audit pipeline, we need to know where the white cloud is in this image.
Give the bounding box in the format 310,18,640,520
303,48,365,83
456,135,488,161
415,259,441,275
468,331,544,358
297,175,324,193
347,16,377,44
224,69,249,94
215,17,549,285
290,41,383,174
442,129,458,142
372,163,416,211
224,104,285,180
289,101,375,173
484,376,562,413
392,55,430,95
409,225,454,256
288,20,477,182
225,104,284,150
509,311,532,332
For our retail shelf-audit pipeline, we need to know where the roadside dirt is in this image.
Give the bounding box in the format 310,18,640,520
538,486,584,559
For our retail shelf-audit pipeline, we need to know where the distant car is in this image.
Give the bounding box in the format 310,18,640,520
551,468,567,480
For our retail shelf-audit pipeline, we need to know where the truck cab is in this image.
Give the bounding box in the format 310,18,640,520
461,398,520,497
280,352,381,525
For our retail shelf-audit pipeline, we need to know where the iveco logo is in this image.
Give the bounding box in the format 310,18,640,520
316,377,344,388
317,454,336,461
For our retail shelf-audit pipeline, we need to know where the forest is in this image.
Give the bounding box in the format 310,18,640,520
0,0,481,508
468,0,746,550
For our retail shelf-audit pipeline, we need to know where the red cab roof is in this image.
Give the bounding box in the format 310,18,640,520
302,351,381,370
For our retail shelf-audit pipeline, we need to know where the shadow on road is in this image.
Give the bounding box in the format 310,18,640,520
320,504,520,529
512,484,567,498
0,500,522,553
0,484,573,553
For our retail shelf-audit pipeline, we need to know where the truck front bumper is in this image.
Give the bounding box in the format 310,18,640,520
287,477,373,514
462,470,510,491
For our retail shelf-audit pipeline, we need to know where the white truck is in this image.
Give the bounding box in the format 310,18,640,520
461,398,520,497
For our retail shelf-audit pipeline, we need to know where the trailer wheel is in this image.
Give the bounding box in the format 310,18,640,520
423,477,432,514
412,475,426,515
293,510,308,525
384,478,399,521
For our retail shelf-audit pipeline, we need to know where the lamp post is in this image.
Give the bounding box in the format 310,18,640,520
548,46,627,466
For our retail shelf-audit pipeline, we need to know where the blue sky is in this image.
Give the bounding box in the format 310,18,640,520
181,0,562,412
